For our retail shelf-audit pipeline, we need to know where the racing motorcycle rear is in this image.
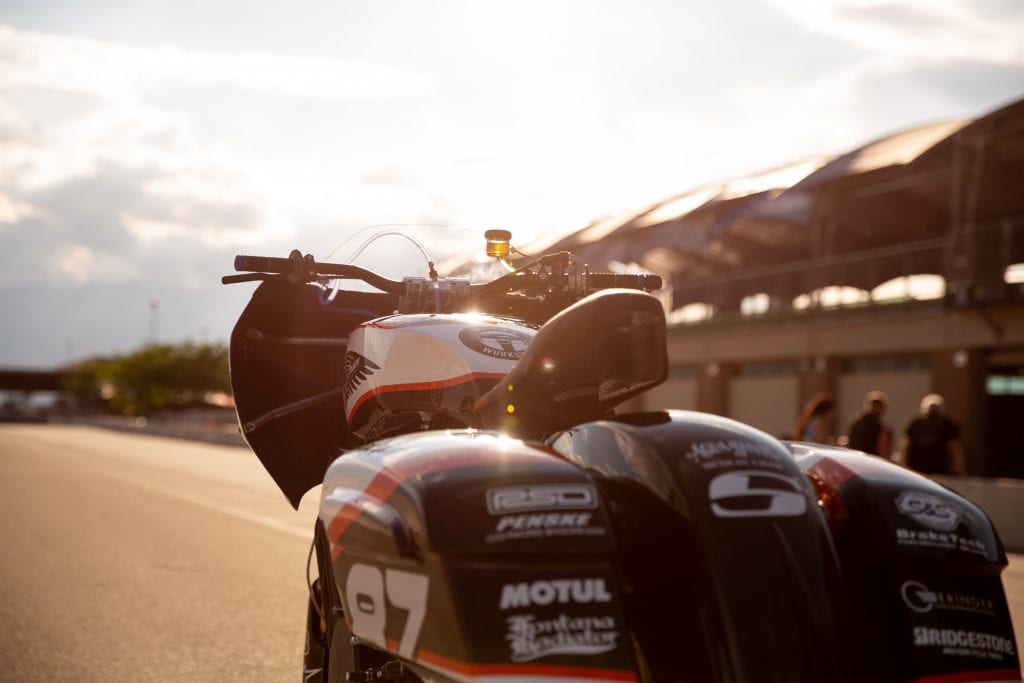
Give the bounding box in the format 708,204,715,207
224,229,1020,682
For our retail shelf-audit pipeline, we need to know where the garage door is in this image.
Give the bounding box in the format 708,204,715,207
728,374,799,439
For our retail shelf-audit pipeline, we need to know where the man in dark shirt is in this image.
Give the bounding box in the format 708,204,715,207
900,394,965,475
847,390,892,457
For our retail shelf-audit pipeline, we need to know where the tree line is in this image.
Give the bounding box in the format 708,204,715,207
64,342,230,416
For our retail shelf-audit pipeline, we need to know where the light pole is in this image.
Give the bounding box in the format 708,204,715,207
149,297,160,343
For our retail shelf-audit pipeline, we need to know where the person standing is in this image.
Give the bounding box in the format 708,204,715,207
899,394,966,476
847,390,892,458
793,392,836,444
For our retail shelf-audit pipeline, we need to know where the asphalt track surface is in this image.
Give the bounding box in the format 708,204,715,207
1,424,1022,682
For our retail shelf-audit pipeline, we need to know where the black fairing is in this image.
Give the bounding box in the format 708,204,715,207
549,410,848,683
230,279,398,508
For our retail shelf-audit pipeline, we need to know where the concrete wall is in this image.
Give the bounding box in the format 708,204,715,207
728,374,799,439
934,475,1024,553
642,375,698,411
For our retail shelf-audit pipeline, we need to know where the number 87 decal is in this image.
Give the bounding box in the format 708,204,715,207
345,563,430,658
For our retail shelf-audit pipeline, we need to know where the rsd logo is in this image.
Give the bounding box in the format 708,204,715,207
895,490,963,531
459,326,532,361
487,484,597,514
708,470,807,518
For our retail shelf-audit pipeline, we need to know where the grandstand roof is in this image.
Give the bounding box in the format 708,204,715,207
545,96,1024,311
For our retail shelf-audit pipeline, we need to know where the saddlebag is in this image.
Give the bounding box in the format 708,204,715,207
317,430,641,682
792,443,1020,683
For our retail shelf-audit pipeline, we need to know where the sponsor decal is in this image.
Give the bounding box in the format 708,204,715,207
499,578,613,610
912,626,1016,661
895,528,988,557
506,614,619,662
343,351,380,403
486,512,605,544
459,326,532,361
901,580,995,616
896,490,966,532
683,439,786,472
487,484,598,515
707,470,807,518
345,563,429,658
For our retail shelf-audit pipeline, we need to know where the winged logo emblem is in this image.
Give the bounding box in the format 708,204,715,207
344,351,380,402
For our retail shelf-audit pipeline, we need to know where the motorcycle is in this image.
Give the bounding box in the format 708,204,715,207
224,228,1020,683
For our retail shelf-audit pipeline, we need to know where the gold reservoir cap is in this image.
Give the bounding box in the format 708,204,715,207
484,229,512,258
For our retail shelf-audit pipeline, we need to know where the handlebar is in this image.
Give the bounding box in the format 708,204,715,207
225,248,661,319
230,251,405,295
587,272,662,291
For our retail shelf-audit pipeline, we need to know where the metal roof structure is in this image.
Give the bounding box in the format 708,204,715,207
542,96,1024,312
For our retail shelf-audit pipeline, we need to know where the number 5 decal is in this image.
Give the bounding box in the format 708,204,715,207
346,563,429,658
708,470,807,518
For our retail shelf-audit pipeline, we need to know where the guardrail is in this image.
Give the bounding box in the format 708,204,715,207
61,414,247,449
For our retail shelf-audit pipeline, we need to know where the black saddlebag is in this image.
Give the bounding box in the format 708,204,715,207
548,410,850,683
792,443,1020,683
318,430,640,682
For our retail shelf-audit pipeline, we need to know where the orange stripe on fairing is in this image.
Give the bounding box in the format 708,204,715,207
415,649,638,681
909,669,1023,683
326,468,405,552
326,439,565,553
346,371,508,424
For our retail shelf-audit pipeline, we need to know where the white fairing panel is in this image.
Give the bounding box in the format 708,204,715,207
343,313,536,423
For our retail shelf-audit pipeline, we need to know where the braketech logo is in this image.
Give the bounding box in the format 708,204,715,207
459,326,532,361
487,484,598,514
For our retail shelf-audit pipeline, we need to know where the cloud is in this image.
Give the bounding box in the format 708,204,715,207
761,0,1024,65
0,23,433,101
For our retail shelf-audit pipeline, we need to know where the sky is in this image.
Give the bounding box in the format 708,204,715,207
1,0,1022,367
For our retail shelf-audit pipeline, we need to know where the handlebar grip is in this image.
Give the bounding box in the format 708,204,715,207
587,272,662,291
234,254,294,274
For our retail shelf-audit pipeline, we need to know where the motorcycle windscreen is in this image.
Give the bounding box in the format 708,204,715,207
229,279,399,508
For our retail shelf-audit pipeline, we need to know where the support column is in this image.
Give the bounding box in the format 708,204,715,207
698,361,736,417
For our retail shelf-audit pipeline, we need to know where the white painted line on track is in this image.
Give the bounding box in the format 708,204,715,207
102,468,313,540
